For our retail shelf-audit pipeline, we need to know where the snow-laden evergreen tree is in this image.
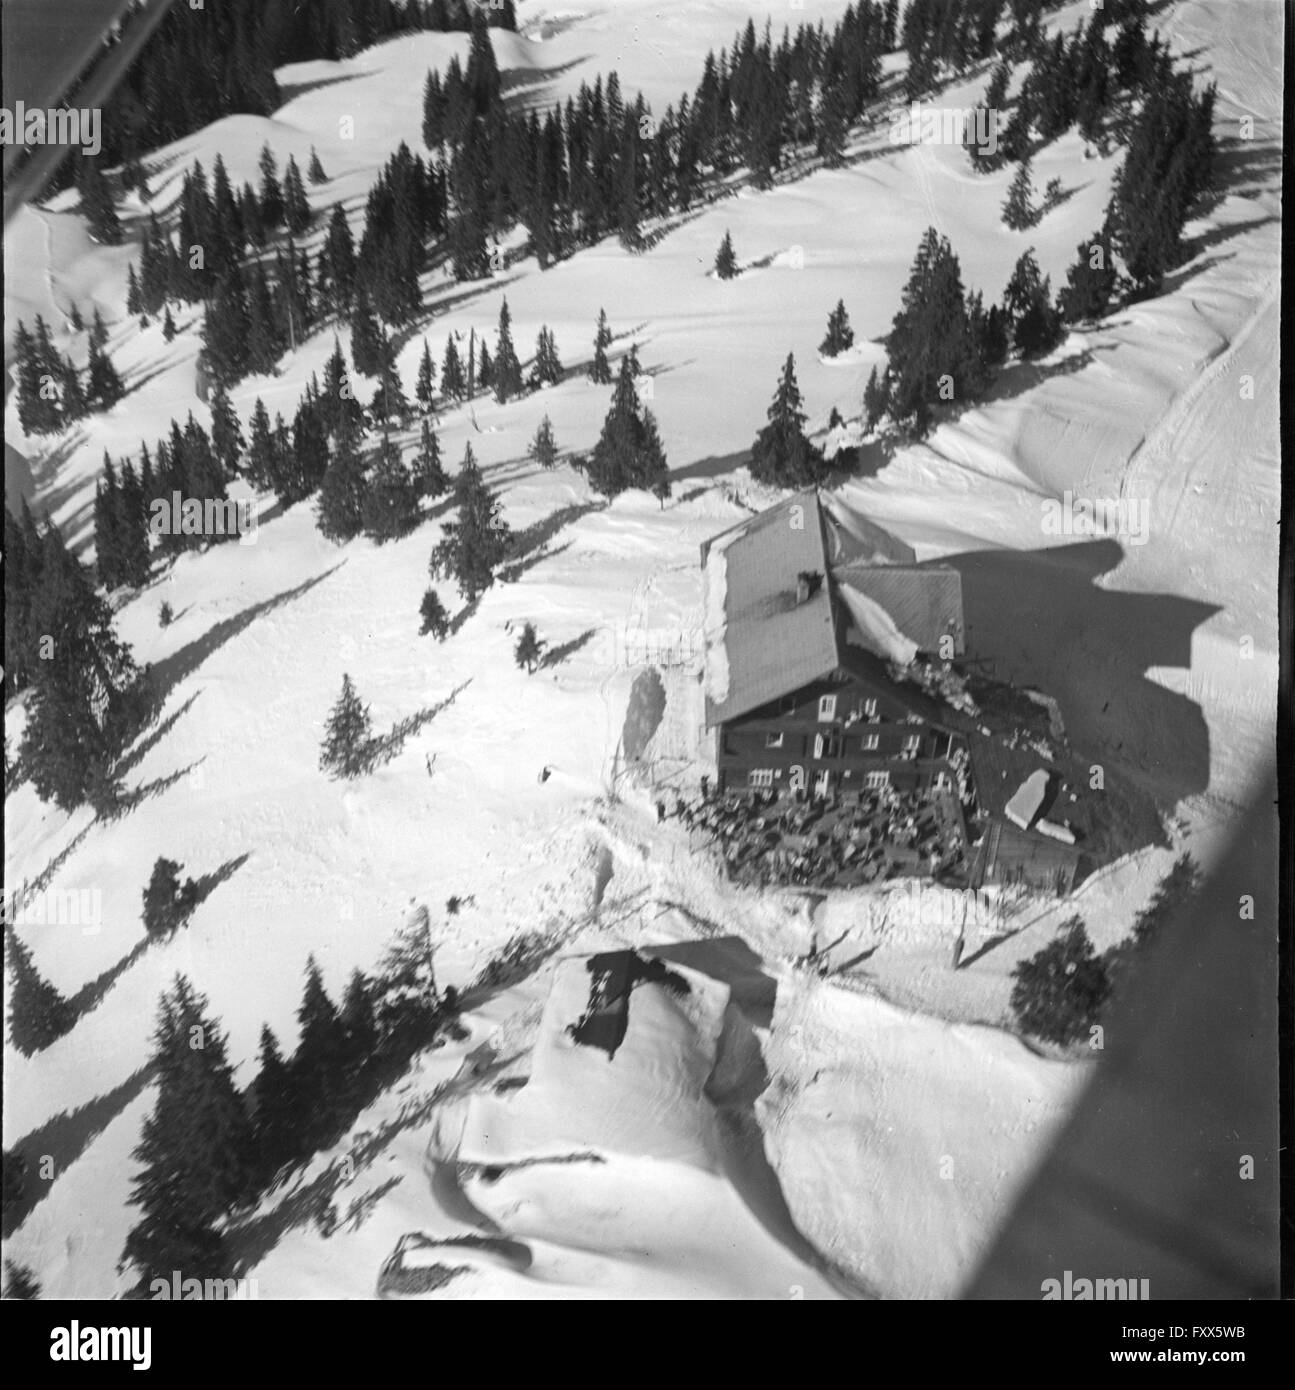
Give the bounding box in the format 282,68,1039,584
258,142,284,227
862,364,888,433
414,419,449,499
307,147,328,185
530,326,562,388
492,298,524,403
441,334,466,400
76,155,122,245
5,924,76,1056
283,155,311,234
589,308,613,385
749,353,824,487
528,415,559,469
87,340,125,409
362,433,422,543
585,355,669,499
18,522,143,811
1010,918,1109,1045
161,306,177,342
123,976,252,1287
209,382,244,477
1002,157,1037,230
292,957,351,1148
514,622,545,674
1058,227,1118,323
714,229,738,280
415,338,437,413
319,673,374,779
251,1025,301,1182
428,443,512,602
419,588,450,640
349,289,384,378
819,300,854,356
316,416,369,542
142,858,198,939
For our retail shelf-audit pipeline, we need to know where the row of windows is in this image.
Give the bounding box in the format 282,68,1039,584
761,730,923,754
745,768,956,793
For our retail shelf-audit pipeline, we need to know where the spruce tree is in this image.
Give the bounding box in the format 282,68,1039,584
528,415,559,469
76,155,122,245
19,524,143,811
492,298,524,403
251,1025,302,1181
142,858,198,939
283,155,311,234
514,622,544,674
1058,228,1118,323
530,326,562,387
819,300,854,356
419,588,450,640
124,977,251,1288
5,924,76,1056
862,364,889,433
1002,158,1037,230
349,290,384,378
258,143,284,228
362,433,422,543
415,338,437,413
162,307,177,342
714,229,739,280
749,353,824,487
315,418,369,543
1010,918,1109,1045
292,958,350,1147
414,419,449,499
428,443,512,602
319,674,374,779
586,354,669,498
87,341,125,409
308,147,328,185
589,309,613,384
441,335,466,400
340,970,378,1099
209,382,244,477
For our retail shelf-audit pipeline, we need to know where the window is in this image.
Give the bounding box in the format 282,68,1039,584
818,694,837,721
863,698,878,719
863,734,880,751
864,770,890,790
934,771,952,791
748,769,774,789
765,731,785,749
903,734,922,752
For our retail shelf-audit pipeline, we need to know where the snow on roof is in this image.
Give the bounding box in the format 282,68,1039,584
835,564,965,656
1004,769,1052,830
837,580,919,666
701,489,840,727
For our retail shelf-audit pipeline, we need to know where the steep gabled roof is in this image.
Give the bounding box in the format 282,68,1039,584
702,489,840,727
836,563,966,658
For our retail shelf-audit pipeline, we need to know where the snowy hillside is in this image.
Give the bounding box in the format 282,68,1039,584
3,0,1281,1300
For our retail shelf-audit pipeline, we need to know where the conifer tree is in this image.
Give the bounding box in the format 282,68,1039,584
315,417,369,543
586,354,669,499
477,340,493,393
292,958,351,1147
349,290,384,378
514,622,544,674
1058,228,1118,323
819,300,854,356
19,523,143,811
209,383,244,477
142,858,198,939
362,433,422,543
415,339,437,413
308,147,328,185
251,1025,301,1181
530,326,562,387
258,143,284,228
245,398,279,490
283,155,311,234
714,229,739,280
340,970,378,1098
589,309,613,385
1002,157,1037,230
162,307,177,342
5,925,76,1056
749,353,824,487
88,340,125,409
1010,918,1109,1045
319,674,374,779
862,364,889,432
124,977,250,1287
441,334,466,400
492,298,524,403
428,443,512,602
126,266,142,316
419,588,450,640
76,155,122,245
414,419,449,499
528,415,559,469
